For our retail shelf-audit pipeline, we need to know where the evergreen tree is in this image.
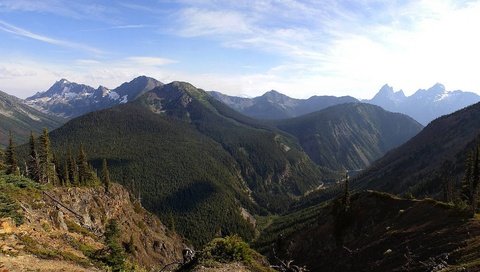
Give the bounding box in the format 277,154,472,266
67,148,79,185
5,132,20,176
62,160,70,186
342,172,350,212
0,149,5,171
38,128,56,184
76,144,98,186
101,158,111,193
104,219,126,271
77,144,89,185
27,132,40,182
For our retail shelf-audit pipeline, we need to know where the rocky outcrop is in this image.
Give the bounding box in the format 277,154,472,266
0,181,184,271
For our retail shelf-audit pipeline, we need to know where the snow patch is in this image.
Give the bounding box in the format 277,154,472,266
120,95,128,104
434,91,451,102
108,91,120,100
64,92,78,100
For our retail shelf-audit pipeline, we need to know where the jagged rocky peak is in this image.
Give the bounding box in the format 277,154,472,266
427,82,446,93
379,83,394,94
25,75,164,118
372,84,406,101
58,78,70,84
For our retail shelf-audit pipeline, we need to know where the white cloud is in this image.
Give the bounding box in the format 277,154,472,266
0,0,119,23
170,0,480,98
0,20,103,54
125,57,177,66
176,8,252,37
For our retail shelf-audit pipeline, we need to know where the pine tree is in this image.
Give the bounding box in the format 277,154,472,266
104,219,126,271
67,148,79,185
343,172,350,212
77,144,89,185
5,132,20,176
0,149,5,171
62,160,70,186
101,158,111,193
27,132,40,182
38,128,56,184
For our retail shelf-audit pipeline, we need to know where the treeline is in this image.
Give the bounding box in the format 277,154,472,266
1,128,111,192
439,142,480,217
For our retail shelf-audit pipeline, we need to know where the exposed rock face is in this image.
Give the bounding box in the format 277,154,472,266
45,184,185,268
0,182,184,271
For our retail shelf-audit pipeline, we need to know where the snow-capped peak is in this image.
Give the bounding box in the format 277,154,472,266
434,90,451,102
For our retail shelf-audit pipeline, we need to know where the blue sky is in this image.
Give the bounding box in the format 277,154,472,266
0,0,479,99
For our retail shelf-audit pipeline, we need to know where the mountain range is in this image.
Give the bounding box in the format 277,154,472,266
209,90,358,120
29,80,419,247
365,83,480,125
0,90,63,147
19,76,480,127
26,76,163,118
43,81,325,246
210,84,480,126
3,75,480,270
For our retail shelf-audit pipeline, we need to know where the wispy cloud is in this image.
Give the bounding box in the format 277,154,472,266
125,56,177,66
81,24,157,32
171,0,480,97
0,0,119,23
177,8,252,37
0,20,103,54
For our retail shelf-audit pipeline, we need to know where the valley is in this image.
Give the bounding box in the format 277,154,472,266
1,76,480,271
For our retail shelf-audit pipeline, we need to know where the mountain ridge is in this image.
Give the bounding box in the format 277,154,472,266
26,76,163,118
273,103,423,172
209,90,359,120
0,90,64,147
365,83,480,125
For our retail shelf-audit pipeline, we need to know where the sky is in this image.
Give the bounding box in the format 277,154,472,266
0,0,480,99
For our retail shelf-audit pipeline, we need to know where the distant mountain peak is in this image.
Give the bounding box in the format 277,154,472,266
371,84,406,103
366,83,480,125
26,76,163,118
379,84,394,93
263,90,283,96
260,90,294,104
427,83,446,93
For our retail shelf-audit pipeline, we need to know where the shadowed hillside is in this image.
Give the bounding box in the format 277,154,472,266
256,191,480,272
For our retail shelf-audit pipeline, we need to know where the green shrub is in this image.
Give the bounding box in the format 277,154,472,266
0,193,24,226
201,235,253,263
